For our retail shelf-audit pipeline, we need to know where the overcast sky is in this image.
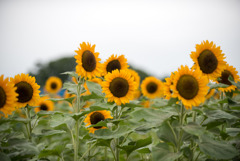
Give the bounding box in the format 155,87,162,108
0,0,240,79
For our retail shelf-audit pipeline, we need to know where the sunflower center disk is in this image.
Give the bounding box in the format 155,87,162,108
109,78,129,98
82,50,97,72
90,112,105,129
198,49,218,74
146,82,158,94
106,60,121,73
40,104,48,111
51,82,57,89
176,75,199,100
219,70,233,85
0,87,6,108
15,81,33,103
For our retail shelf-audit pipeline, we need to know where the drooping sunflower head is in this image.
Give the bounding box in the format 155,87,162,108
84,110,113,133
101,69,137,105
128,69,140,89
215,64,240,92
0,75,18,117
163,72,175,100
74,42,102,79
102,54,128,76
35,96,54,113
171,65,209,108
45,76,62,94
141,76,164,99
10,74,40,108
190,40,226,80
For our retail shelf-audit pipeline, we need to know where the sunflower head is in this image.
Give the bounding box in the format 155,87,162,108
35,96,54,113
163,72,175,100
10,74,40,108
141,76,164,99
74,42,102,79
45,76,62,94
0,75,18,117
84,110,113,133
171,65,209,108
215,64,240,92
102,69,137,105
102,54,128,76
190,40,227,80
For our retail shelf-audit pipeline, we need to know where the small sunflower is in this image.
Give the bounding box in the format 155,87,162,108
45,76,62,94
84,110,113,133
0,75,18,117
74,42,102,79
190,40,226,80
163,72,175,100
216,64,240,92
35,96,54,112
102,54,128,76
141,76,164,99
10,74,40,108
101,69,137,105
171,65,209,108
128,69,140,89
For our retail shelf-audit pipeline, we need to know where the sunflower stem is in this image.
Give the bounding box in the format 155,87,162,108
177,103,185,157
115,106,120,161
192,111,196,123
79,142,96,161
25,105,32,141
110,146,117,161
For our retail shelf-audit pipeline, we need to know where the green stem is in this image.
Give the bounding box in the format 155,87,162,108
105,147,108,161
25,105,32,141
110,146,117,161
79,143,96,161
115,106,120,161
167,121,178,150
194,151,201,161
177,103,185,154
192,111,196,122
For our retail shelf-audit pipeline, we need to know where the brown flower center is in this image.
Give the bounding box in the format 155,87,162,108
15,81,33,103
0,87,6,108
109,77,129,97
82,50,96,72
51,82,57,89
198,49,218,74
146,82,158,94
90,112,105,129
176,75,199,100
219,70,233,85
40,103,48,111
106,60,121,73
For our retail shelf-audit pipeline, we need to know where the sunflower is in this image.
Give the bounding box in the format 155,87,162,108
10,74,40,108
102,54,128,76
205,89,215,99
163,72,175,100
171,65,209,108
190,40,226,80
45,76,62,94
215,64,240,92
0,75,18,117
84,110,113,133
128,69,140,89
35,96,54,112
74,42,102,79
101,69,137,105
141,76,164,99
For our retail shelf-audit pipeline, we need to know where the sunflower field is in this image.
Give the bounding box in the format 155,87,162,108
0,41,240,161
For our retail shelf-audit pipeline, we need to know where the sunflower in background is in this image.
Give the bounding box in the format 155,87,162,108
102,69,137,105
215,64,240,92
190,40,226,80
0,75,18,117
75,42,102,79
128,69,140,89
10,73,40,108
84,110,113,133
163,72,175,100
45,76,62,94
35,96,54,112
102,54,128,76
141,76,164,99
171,65,209,109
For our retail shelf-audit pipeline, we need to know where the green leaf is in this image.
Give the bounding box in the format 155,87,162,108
152,143,182,161
204,109,238,120
199,135,239,159
70,111,89,121
48,97,76,104
91,102,116,110
157,121,177,145
96,139,112,147
226,128,240,137
183,122,205,136
50,114,75,128
121,101,143,108
208,83,229,89
38,144,65,158
62,82,78,94
167,97,178,105
137,148,151,154
61,71,78,79
0,152,11,161
82,92,104,101
88,120,108,128
37,111,63,117
42,130,66,137
229,76,240,88
119,136,152,157
86,81,103,95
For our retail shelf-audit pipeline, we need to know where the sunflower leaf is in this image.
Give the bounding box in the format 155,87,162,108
208,83,229,89
62,82,78,94
229,76,240,88
86,81,103,96
48,97,76,104
61,71,78,79
82,92,104,101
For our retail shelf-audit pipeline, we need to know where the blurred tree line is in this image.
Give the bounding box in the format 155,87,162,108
29,57,150,87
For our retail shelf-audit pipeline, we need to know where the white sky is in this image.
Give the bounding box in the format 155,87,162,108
0,0,240,78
